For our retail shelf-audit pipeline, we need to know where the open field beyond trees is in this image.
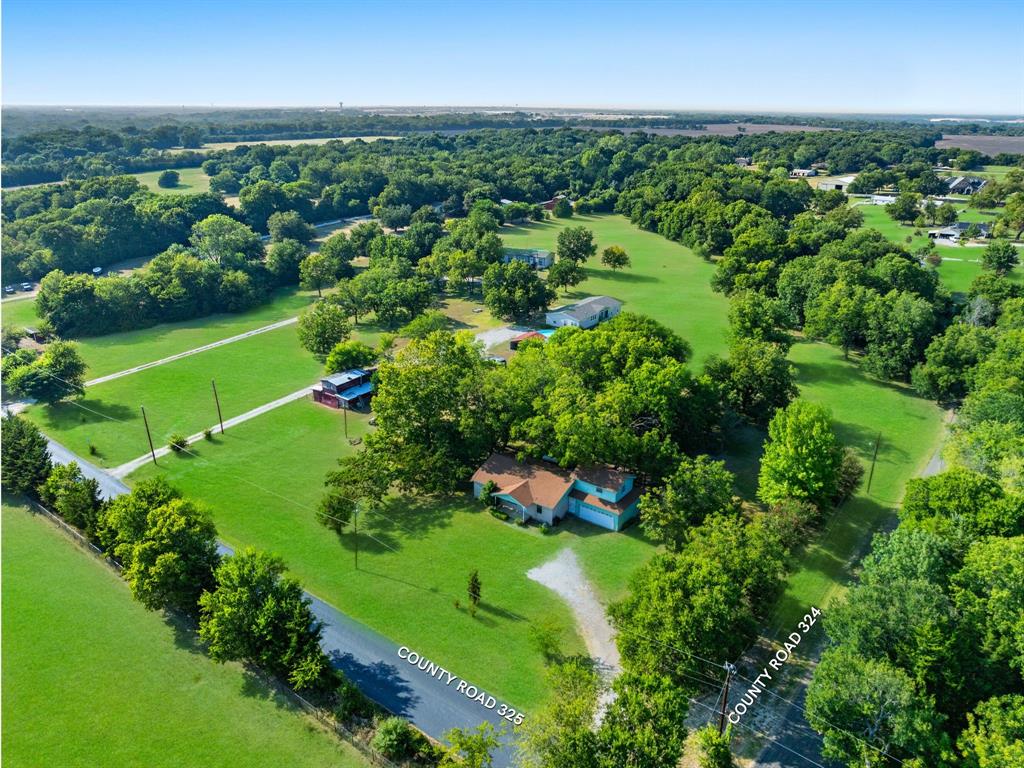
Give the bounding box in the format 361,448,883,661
500,214,731,363
1,500,369,768
855,203,1022,293
132,166,211,195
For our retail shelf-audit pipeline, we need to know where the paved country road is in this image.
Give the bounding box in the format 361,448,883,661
42,438,519,766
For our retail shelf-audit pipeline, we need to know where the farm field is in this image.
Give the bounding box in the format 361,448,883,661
24,323,324,467
1,500,368,768
198,136,399,151
128,397,640,710
935,135,1024,155
132,166,210,194
500,214,731,363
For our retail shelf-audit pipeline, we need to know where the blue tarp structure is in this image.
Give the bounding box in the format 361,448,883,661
337,381,374,402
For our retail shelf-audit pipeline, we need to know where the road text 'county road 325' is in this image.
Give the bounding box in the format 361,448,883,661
398,646,525,726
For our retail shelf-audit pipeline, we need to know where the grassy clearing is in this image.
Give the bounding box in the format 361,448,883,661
132,166,211,195
25,324,324,467
73,287,320,379
500,214,731,364
765,341,945,635
1,499,368,768
128,398,649,710
1,295,40,328
856,204,1023,292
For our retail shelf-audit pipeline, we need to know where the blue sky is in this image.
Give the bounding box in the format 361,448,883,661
3,0,1022,114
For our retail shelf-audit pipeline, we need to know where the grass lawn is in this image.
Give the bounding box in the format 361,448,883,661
132,166,210,195
128,398,657,710
1,499,368,768
856,203,1022,292
499,214,730,364
1,295,40,328
73,287,321,379
764,341,945,636
25,323,324,467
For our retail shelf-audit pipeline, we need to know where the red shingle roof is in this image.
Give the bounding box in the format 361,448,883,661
471,453,573,509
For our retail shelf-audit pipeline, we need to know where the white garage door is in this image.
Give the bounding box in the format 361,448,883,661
574,503,615,530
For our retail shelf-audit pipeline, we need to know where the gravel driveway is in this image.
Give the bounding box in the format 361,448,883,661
527,548,621,717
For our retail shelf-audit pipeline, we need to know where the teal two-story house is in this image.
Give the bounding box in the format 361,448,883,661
471,453,641,532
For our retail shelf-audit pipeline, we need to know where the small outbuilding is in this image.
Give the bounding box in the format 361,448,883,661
509,330,547,350
312,368,375,410
817,174,858,192
503,248,554,269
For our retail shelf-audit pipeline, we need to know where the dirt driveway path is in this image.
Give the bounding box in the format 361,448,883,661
527,548,621,716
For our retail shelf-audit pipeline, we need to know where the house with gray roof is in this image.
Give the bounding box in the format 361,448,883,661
946,176,988,195
545,296,622,329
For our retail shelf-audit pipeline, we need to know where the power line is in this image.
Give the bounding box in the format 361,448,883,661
686,694,828,768
3,348,911,766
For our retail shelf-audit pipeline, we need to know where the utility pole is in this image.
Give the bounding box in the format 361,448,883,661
866,432,882,493
718,662,736,735
140,406,157,465
343,404,349,439
353,504,359,570
211,379,225,435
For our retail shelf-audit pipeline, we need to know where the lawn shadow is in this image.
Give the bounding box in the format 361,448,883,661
583,268,659,284
238,667,299,711
49,398,136,425
327,651,419,717
163,612,206,658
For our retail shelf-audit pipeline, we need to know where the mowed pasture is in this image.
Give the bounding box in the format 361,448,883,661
25,323,324,467
71,287,320,379
132,166,211,195
1,288,317,379
768,341,944,633
128,398,658,710
1,295,40,328
1,500,369,768
500,214,731,363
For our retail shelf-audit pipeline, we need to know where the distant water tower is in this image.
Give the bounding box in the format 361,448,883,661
339,101,344,111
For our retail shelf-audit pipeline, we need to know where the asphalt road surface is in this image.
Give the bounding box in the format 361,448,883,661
44,438,518,766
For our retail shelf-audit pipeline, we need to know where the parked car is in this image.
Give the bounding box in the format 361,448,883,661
3,285,15,294
19,282,33,291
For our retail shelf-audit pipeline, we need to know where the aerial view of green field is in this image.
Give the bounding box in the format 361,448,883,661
132,166,211,194
2,500,369,768
500,214,731,363
3,6,1022,766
